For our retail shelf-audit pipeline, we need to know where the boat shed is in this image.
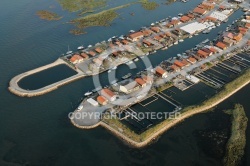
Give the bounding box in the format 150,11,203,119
186,75,200,84
87,98,99,107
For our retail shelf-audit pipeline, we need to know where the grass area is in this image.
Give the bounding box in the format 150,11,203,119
57,0,107,12
36,10,62,20
139,0,159,10
156,82,173,92
70,4,131,34
102,67,250,143
223,104,248,166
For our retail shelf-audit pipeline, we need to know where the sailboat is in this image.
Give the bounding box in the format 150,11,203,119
66,45,73,54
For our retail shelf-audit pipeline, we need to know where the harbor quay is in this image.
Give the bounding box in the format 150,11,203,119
8,0,240,97
70,13,250,145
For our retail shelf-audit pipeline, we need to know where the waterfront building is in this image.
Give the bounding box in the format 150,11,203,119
100,89,116,102
135,78,146,87
142,76,154,84
155,67,168,78
171,65,181,72
180,59,190,66
87,98,99,107
150,26,161,33
89,51,96,57
95,48,103,54
80,53,89,59
209,47,218,53
216,42,227,50
201,2,215,10
223,37,236,46
70,54,83,64
234,33,243,42
97,96,108,105
119,81,140,94
193,7,207,15
180,16,191,23
187,57,197,64
141,29,153,36
197,50,209,58
174,60,186,69
143,40,153,47
128,31,144,41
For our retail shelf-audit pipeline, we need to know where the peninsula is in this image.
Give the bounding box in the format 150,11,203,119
9,0,250,147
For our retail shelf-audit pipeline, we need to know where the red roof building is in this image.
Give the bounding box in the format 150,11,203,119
201,2,215,10
151,26,161,33
187,57,197,64
197,50,209,58
171,65,180,72
209,47,217,53
100,89,116,102
143,40,153,47
238,27,248,34
216,42,227,50
70,54,83,64
193,7,207,15
154,35,162,41
128,32,144,41
174,60,185,68
80,53,89,59
89,51,96,56
95,48,103,53
142,29,153,36
135,78,146,87
155,67,168,78
97,96,108,105
245,23,250,29
181,59,190,66
234,33,243,42
180,16,191,23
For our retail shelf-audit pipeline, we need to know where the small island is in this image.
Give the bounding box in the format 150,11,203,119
36,10,62,21
223,104,248,166
139,0,159,10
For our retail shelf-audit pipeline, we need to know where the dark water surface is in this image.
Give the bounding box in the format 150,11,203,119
0,0,249,165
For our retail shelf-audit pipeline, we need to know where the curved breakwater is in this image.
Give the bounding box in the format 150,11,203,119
8,58,85,97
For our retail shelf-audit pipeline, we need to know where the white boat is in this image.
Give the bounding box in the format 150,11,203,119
77,45,84,50
216,23,220,26
151,23,155,26
179,39,184,42
77,105,83,111
202,39,209,44
88,45,93,48
178,13,183,16
66,51,73,54
189,35,193,38
112,66,117,70
108,70,112,73
66,45,73,54
194,33,199,36
108,38,112,42
84,91,93,96
174,41,178,45
129,30,135,33
134,58,139,62
162,46,168,50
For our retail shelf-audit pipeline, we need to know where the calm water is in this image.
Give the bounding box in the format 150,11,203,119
0,0,249,165
18,65,77,90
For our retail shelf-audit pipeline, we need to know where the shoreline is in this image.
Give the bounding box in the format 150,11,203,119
97,69,250,148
